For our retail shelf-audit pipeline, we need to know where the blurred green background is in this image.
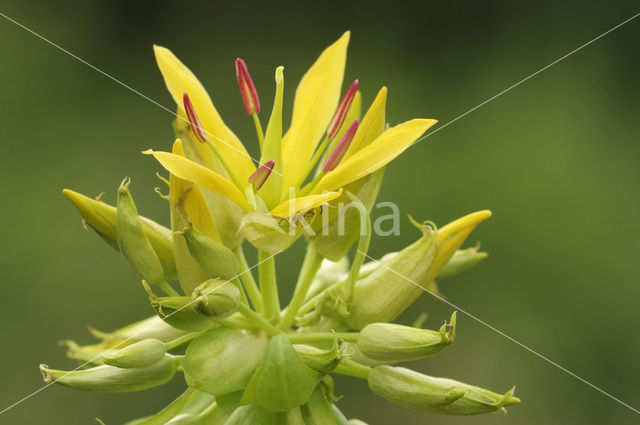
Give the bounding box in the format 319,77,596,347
1,1,639,423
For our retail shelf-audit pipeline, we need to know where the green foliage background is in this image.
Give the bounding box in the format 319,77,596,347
0,1,638,423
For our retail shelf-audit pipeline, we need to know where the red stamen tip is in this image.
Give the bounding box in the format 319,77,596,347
182,92,207,143
235,58,260,115
323,120,359,172
326,80,359,139
248,160,275,190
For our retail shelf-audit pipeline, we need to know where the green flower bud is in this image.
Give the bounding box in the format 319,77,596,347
300,385,336,425
438,245,488,279
183,225,239,281
223,405,279,425
183,327,268,396
63,189,177,280
191,279,240,319
100,338,166,368
90,315,187,343
123,388,202,425
368,365,520,415
357,312,456,362
242,334,323,412
116,178,166,286
145,282,216,332
346,220,436,330
306,258,349,302
293,340,344,374
39,355,178,393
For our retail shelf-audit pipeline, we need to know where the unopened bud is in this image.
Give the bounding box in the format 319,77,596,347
39,355,178,393
63,189,177,280
144,282,215,332
323,120,359,172
327,80,359,139
183,225,239,280
235,58,261,115
438,245,488,279
182,92,207,143
100,338,166,369
116,178,165,286
368,365,520,415
294,340,344,374
192,279,240,319
248,160,275,190
357,312,456,362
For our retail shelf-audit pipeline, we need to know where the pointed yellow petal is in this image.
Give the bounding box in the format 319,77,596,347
282,32,350,190
154,45,256,181
145,145,251,211
312,119,437,194
270,191,342,217
345,86,387,157
169,141,221,242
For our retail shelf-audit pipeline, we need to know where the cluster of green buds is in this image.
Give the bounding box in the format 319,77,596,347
43,32,520,424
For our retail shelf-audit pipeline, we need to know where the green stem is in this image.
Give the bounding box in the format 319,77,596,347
234,246,263,313
286,331,358,344
164,330,205,351
298,278,345,317
252,112,264,150
159,280,180,297
295,135,330,188
343,192,372,302
204,139,244,190
278,245,323,330
333,359,371,380
232,277,249,306
258,250,280,323
238,303,281,336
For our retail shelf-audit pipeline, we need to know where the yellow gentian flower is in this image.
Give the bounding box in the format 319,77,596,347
144,32,437,250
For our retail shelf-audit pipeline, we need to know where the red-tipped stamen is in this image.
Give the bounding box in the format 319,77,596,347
248,160,275,190
326,80,359,139
235,58,260,115
323,120,359,172
183,92,207,143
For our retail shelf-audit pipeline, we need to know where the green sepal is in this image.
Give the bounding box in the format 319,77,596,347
368,365,520,415
62,189,177,280
116,178,166,286
215,390,244,415
101,338,166,368
183,225,239,281
310,169,384,261
356,312,456,362
242,334,323,412
223,405,279,425
39,355,177,393
183,328,268,396
239,212,306,254
123,388,201,425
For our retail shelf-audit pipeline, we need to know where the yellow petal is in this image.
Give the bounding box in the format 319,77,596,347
312,119,437,194
345,87,387,158
282,32,350,190
169,141,221,242
270,191,343,217
154,45,256,181
145,145,251,211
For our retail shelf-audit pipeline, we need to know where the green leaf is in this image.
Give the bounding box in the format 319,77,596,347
242,334,323,412
183,328,268,395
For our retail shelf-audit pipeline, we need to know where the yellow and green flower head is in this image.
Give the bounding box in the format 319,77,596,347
47,32,520,424
145,32,437,251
